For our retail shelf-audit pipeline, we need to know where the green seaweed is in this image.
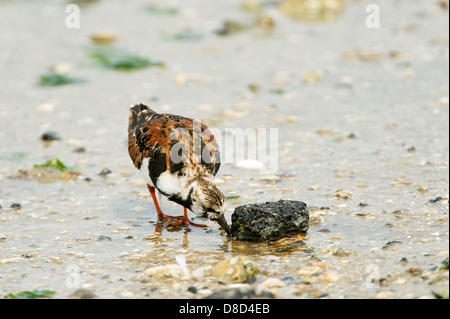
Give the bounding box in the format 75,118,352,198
440,257,449,270
164,31,204,42
38,73,86,87
269,88,285,95
226,195,241,200
87,46,165,71
4,290,56,299
34,159,70,172
145,5,178,15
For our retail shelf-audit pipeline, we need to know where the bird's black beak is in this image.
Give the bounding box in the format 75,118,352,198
215,215,232,236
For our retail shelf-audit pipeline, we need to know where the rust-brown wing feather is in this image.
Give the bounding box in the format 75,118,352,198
128,113,221,183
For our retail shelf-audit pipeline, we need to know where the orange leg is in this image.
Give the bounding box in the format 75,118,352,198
147,184,205,228
171,207,206,228
147,184,182,220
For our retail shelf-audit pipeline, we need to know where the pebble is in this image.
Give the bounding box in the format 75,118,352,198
302,70,323,85
37,102,55,113
0,257,24,265
50,62,72,76
241,0,263,12
191,266,210,279
187,286,198,294
259,175,281,182
116,226,130,232
248,83,260,93
10,203,21,209
359,202,369,207
274,116,298,125
210,256,260,283
95,236,111,242
297,266,322,277
257,277,285,293
280,0,344,22
144,260,191,280
429,196,443,204
99,168,112,176
321,271,340,283
258,14,275,32
334,190,352,200
40,131,61,142
174,73,187,86
73,147,86,153
382,241,402,250
333,248,349,257
90,31,118,45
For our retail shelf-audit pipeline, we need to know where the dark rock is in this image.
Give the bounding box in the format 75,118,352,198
187,286,198,294
73,147,86,153
40,131,61,141
99,168,112,176
231,200,309,242
382,240,402,250
429,196,443,204
10,203,21,209
95,235,112,242
358,202,369,207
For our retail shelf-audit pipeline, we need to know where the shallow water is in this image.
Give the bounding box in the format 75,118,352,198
0,0,448,298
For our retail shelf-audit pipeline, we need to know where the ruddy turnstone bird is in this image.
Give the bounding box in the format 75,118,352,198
128,103,232,235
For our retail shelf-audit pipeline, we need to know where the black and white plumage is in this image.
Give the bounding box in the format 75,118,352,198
128,103,231,235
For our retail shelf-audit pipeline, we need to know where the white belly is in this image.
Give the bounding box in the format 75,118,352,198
139,157,154,187
156,170,183,197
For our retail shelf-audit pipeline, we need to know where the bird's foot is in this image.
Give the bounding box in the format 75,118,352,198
158,213,184,220
156,207,206,230
170,216,206,228
157,213,205,230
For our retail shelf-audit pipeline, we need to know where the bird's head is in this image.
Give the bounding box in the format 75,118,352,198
189,178,232,236
128,103,155,133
